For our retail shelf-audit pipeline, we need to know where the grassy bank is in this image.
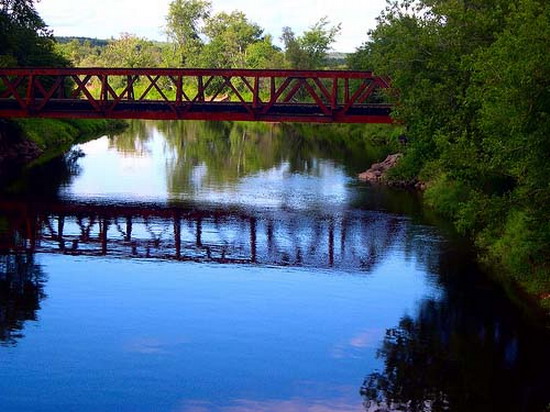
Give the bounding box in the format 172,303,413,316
13,118,127,153
384,151,550,313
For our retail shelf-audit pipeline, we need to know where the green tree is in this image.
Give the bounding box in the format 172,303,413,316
280,26,307,69
55,39,101,67
281,17,341,69
299,17,341,68
0,0,67,66
200,11,263,68
244,35,284,69
348,0,550,299
0,0,48,34
165,0,211,66
100,33,162,68
470,0,550,277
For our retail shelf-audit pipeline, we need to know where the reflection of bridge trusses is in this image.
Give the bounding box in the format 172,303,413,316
1,201,406,271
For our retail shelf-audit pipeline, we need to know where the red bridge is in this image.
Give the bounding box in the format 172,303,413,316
0,68,392,124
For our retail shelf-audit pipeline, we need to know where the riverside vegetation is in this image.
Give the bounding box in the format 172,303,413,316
348,0,550,309
0,0,126,167
1,0,548,309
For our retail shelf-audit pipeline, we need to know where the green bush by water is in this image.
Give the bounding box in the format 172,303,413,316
14,118,126,152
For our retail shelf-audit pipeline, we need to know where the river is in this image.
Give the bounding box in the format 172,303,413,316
0,120,548,411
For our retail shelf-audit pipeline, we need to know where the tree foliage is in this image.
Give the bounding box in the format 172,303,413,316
200,11,263,68
244,35,284,69
55,39,100,67
348,0,550,297
165,0,211,66
0,0,67,66
282,17,341,69
298,17,341,68
0,0,48,33
49,2,341,71
164,1,285,69
101,34,163,68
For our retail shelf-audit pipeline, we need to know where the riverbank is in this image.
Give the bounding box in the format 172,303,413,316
357,152,428,191
0,118,127,171
359,151,549,315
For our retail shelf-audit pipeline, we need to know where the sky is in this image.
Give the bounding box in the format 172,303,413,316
35,0,388,53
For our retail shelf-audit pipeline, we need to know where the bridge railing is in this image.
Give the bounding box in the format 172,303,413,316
0,68,392,123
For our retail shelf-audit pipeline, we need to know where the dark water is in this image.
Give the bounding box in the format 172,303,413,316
0,121,548,412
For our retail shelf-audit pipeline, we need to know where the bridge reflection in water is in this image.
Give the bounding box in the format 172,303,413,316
0,200,405,271
3,201,547,411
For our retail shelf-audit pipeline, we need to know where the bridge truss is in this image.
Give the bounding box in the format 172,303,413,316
0,68,392,123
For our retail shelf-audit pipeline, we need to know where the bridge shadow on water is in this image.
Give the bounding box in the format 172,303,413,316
0,195,437,350
0,199,410,270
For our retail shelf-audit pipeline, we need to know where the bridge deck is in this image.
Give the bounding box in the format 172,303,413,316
0,68,392,123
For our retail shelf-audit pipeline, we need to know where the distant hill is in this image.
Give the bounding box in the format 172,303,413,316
326,52,348,68
327,52,348,60
55,37,109,48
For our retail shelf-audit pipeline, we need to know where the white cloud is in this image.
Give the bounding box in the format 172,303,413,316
36,0,386,52
36,0,170,40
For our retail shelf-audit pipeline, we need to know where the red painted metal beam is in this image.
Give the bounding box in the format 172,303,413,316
0,68,393,124
0,67,381,78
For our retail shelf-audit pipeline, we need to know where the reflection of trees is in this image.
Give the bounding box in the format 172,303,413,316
104,120,387,196
361,247,550,412
160,120,287,193
0,253,46,346
280,123,393,176
107,120,155,155
159,120,354,193
3,149,83,200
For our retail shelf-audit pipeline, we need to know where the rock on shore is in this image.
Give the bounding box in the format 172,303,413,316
358,153,426,190
358,153,403,182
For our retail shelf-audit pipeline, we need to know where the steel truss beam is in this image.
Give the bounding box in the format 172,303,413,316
0,68,392,124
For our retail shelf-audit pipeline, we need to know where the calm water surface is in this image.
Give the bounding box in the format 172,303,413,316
0,121,548,411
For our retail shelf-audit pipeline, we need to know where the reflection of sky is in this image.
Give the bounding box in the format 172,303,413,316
192,162,350,211
0,254,433,411
63,132,172,202
61,129,350,210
